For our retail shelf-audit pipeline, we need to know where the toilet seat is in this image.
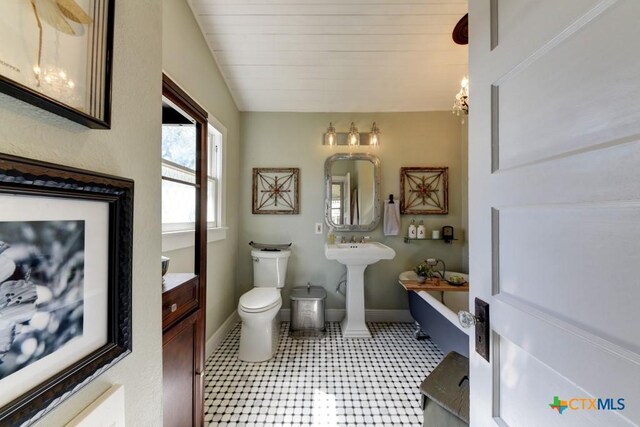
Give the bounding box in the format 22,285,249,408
239,288,281,313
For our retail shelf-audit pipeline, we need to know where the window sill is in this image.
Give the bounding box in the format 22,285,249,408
162,227,228,252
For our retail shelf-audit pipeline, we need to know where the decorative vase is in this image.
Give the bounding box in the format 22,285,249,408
161,256,170,285
417,275,426,284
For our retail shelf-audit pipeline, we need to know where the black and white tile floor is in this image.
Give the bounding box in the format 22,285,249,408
204,322,443,426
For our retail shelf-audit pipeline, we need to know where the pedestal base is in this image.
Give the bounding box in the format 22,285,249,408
340,317,372,339
341,264,371,339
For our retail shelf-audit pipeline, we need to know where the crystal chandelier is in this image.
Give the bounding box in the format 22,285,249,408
33,65,78,105
452,76,469,118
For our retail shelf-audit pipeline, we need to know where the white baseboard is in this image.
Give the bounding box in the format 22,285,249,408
206,310,240,359
279,308,412,323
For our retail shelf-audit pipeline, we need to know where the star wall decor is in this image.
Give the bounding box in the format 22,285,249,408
400,167,448,215
252,168,300,214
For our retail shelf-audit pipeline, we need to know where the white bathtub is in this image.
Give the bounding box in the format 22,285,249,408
399,270,470,356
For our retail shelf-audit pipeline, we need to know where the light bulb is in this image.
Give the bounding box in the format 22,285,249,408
369,122,380,146
347,122,359,146
324,122,337,146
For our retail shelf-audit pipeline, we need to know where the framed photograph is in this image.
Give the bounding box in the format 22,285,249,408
0,1,115,129
252,168,300,215
400,167,449,215
0,154,133,426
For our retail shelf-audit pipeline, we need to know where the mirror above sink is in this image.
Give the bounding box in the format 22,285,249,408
324,153,381,232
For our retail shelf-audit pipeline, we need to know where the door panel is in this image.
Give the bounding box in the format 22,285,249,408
497,336,629,427
491,0,607,72
469,0,640,425
497,1,640,169
492,299,639,425
496,0,600,53
497,204,639,350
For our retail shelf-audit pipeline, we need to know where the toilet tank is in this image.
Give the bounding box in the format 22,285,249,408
252,249,290,288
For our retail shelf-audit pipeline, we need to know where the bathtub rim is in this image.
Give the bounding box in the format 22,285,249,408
399,270,470,335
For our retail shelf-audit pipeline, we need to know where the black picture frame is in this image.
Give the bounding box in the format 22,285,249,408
0,1,115,129
0,153,133,426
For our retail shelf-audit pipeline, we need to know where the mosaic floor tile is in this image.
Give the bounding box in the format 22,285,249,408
204,322,443,426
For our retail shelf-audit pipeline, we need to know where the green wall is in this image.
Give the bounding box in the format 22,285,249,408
0,1,164,425
239,112,468,311
162,0,241,343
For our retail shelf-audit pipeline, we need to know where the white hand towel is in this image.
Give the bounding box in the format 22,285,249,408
383,200,401,236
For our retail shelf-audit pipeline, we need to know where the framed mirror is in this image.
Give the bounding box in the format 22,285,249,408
324,153,381,232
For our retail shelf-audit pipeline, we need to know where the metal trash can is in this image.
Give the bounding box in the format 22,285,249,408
420,351,469,426
290,284,326,338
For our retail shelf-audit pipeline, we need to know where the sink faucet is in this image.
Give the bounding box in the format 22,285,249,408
350,235,356,243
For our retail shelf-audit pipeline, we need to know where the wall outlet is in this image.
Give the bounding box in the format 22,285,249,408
315,223,323,234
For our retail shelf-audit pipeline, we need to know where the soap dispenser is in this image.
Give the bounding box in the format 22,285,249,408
327,228,336,245
408,219,417,239
417,220,426,239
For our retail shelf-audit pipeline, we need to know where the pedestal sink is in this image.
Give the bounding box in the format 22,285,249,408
325,242,396,338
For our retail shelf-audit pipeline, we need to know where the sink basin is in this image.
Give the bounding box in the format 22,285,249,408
325,241,396,338
325,242,396,266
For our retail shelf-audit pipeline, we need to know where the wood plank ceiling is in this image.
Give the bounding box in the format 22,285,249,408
187,0,468,112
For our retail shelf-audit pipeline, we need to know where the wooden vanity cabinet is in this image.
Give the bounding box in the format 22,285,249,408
163,308,198,427
162,274,202,427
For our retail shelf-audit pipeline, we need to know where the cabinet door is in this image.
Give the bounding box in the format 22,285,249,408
163,311,198,427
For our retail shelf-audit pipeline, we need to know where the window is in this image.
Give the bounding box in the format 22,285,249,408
207,124,223,228
161,97,197,233
331,182,343,225
161,96,226,250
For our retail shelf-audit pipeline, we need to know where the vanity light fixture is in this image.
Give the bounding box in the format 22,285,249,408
369,122,381,146
452,76,469,119
323,122,381,146
347,122,360,146
324,122,337,146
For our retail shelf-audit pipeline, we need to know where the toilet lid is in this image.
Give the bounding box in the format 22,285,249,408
239,288,281,313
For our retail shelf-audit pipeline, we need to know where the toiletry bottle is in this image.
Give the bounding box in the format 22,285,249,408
417,220,426,239
408,219,417,239
328,229,336,244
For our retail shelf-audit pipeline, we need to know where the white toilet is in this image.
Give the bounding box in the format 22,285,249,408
238,248,290,362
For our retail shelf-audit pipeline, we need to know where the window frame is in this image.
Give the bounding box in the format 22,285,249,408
206,121,224,230
161,107,227,252
160,99,198,234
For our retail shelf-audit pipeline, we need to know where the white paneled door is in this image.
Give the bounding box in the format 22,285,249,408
469,1,640,426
